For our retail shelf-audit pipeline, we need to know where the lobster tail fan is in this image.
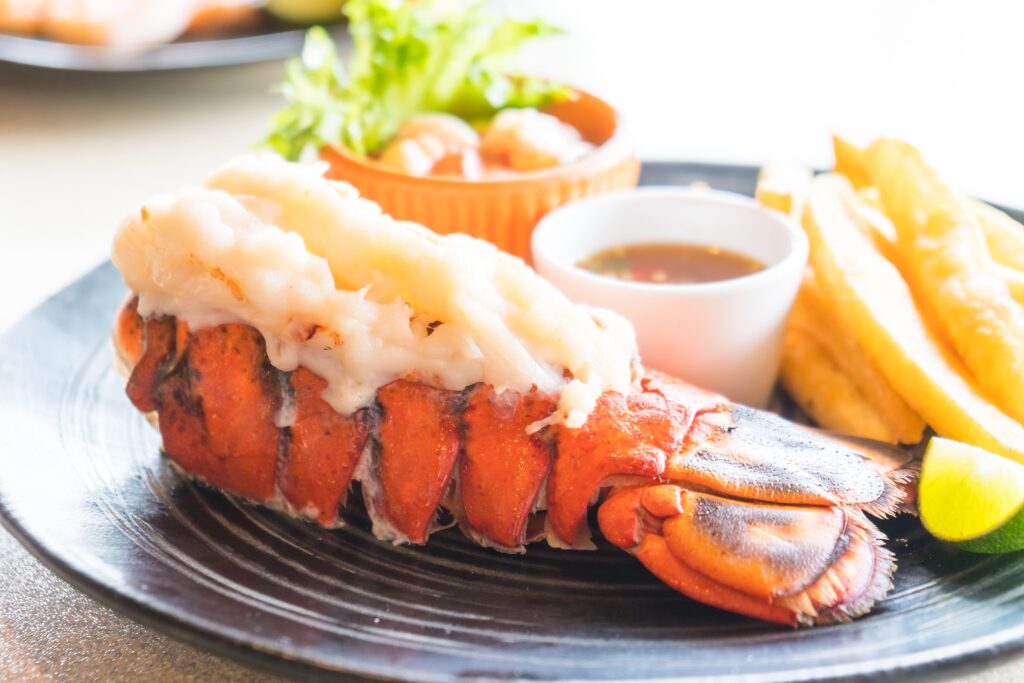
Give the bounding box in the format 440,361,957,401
667,405,907,518
776,511,896,625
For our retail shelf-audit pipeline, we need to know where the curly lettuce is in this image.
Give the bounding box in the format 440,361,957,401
264,0,571,160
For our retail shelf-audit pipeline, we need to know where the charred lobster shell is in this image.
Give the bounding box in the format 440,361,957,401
116,298,914,627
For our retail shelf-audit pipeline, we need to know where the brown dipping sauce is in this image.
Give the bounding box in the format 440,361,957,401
577,242,765,284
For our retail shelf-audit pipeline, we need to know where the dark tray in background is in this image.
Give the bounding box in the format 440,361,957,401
0,19,341,72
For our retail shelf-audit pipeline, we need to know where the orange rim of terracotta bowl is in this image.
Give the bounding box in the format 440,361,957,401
319,89,641,263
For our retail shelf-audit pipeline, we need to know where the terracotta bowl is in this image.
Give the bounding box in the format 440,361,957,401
319,90,640,262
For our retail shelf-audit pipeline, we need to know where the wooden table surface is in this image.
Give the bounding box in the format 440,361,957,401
1,2,1022,679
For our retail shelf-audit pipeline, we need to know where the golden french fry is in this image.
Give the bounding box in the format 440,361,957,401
857,186,884,210
848,184,1024,308
761,166,914,441
832,135,870,189
827,139,901,261
969,197,1024,272
790,271,924,444
763,157,925,442
864,138,1024,427
847,186,958,357
832,135,1024,278
847,192,900,264
780,326,897,443
998,263,1024,307
755,165,813,218
802,172,1024,463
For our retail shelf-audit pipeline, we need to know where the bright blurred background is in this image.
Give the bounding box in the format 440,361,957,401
1,0,1022,330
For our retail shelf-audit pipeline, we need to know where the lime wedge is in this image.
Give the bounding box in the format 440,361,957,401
919,437,1024,553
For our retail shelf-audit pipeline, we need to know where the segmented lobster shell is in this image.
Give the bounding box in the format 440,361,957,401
115,298,912,625
119,301,726,550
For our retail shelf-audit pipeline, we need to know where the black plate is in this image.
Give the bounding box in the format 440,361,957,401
2,163,1023,682
0,20,341,72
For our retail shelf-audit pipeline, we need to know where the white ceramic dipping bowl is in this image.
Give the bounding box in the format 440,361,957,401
532,187,809,407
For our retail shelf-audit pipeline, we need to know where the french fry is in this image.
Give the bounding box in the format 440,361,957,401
802,172,1024,463
832,135,870,189
864,138,1024,427
890,208,1024,305
758,167,881,435
829,140,904,261
755,165,813,218
848,192,901,264
834,136,1024,299
758,163,924,442
969,197,1024,272
780,326,897,443
857,186,884,210
790,271,925,444
998,264,1024,306
849,184,1014,323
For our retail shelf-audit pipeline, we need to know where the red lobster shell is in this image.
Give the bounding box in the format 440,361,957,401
115,297,913,627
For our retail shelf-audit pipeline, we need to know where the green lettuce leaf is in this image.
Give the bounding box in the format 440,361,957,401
264,0,571,160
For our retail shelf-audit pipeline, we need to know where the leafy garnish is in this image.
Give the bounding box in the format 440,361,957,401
264,0,571,161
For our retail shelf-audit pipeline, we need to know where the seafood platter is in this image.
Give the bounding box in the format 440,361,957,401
2,1,1023,680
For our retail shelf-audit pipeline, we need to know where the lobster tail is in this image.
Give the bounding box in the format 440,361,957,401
597,486,896,626
776,511,896,624
116,298,909,626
